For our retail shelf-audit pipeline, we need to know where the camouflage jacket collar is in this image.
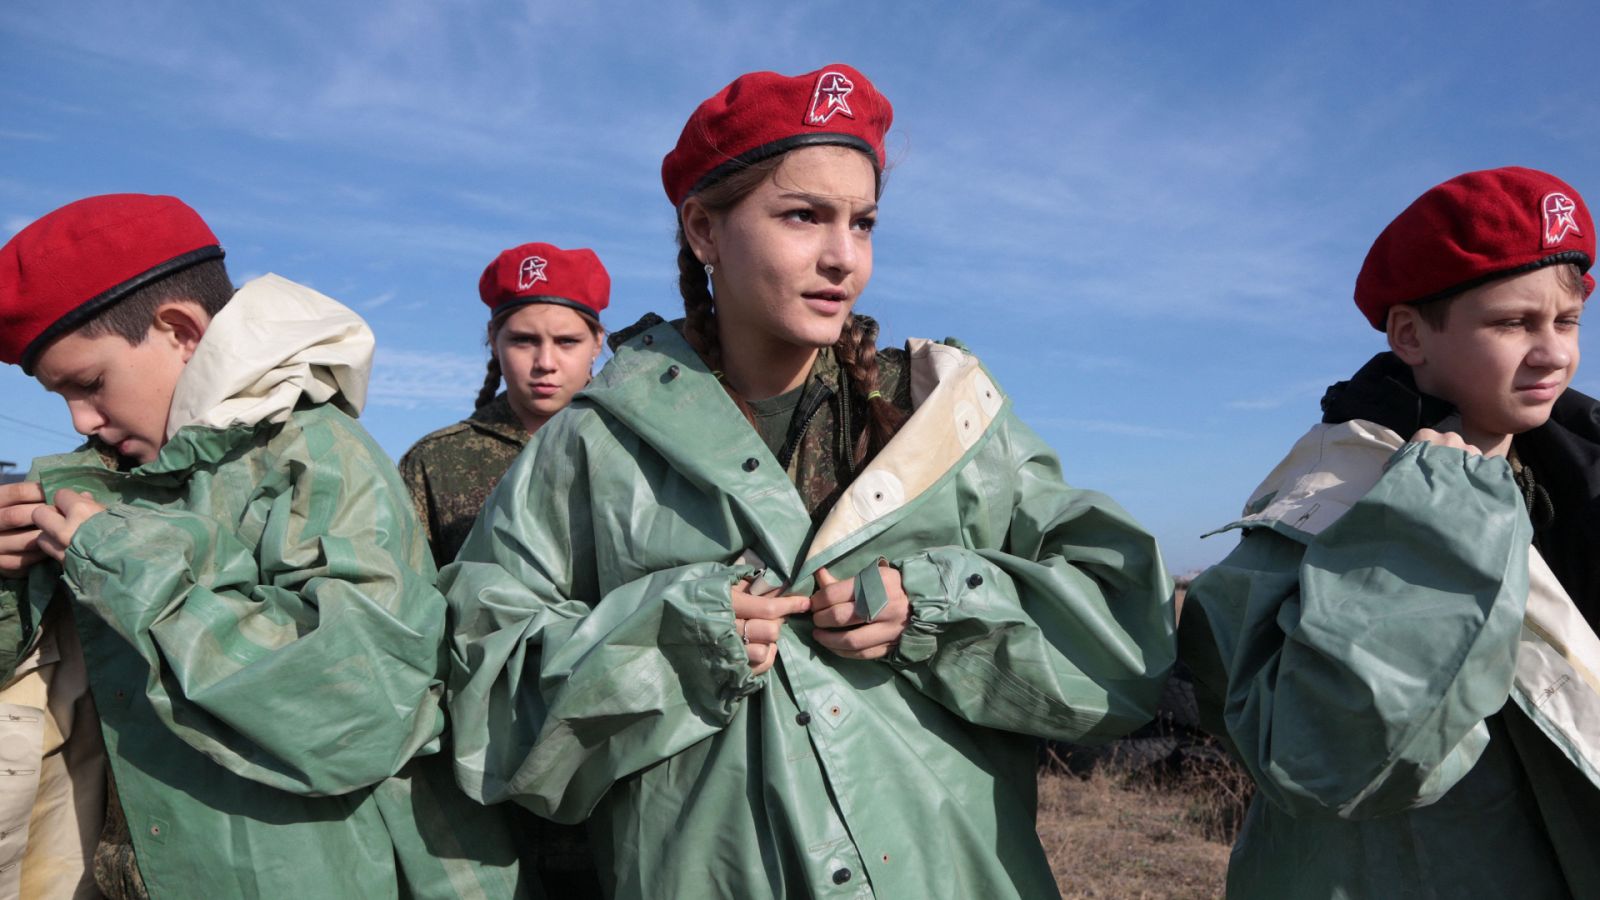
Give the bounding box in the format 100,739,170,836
468,393,531,446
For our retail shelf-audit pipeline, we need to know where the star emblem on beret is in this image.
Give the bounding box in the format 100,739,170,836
1543,192,1582,247
807,71,856,126
517,255,549,291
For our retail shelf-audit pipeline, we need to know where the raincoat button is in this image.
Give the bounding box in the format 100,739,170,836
967,573,984,588
665,365,680,380
832,867,852,884
795,711,812,726
642,334,654,346
743,458,760,471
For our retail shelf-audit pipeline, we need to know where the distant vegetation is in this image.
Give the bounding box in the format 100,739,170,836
1039,575,1251,898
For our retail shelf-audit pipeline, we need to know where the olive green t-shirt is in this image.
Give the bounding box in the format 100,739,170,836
748,383,806,461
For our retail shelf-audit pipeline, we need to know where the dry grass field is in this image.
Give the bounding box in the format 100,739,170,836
1037,744,1250,899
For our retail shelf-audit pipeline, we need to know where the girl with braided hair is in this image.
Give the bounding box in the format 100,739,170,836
400,242,607,572
443,64,1175,899
403,243,609,897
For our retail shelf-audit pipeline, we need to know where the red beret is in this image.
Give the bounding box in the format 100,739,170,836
0,193,223,372
661,63,893,206
1355,167,1594,330
479,242,609,321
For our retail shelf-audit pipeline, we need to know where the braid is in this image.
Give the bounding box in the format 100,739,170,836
677,243,720,367
835,314,907,466
475,355,502,409
477,304,517,411
675,239,756,423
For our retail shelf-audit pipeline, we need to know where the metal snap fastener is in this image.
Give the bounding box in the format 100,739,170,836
795,711,812,726
743,457,760,472
665,365,680,380
832,867,851,884
967,573,984,588
642,334,654,346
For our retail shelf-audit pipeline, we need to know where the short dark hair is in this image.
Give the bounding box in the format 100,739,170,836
1407,262,1586,330
76,258,235,344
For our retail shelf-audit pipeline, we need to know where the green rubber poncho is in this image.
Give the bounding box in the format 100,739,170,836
444,321,1175,899
2,276,525,899
1181,420,1600,899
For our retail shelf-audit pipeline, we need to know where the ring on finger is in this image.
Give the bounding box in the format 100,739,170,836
738,618,749,644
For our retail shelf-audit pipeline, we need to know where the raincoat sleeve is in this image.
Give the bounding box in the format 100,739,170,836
56,412,446,797
1178,442,1529,819
443,413,760,823
887,411,1175,744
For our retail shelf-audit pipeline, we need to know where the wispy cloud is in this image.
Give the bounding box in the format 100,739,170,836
0,129,52,142
367,348,484,409
363,290,396,310
1032,417,1197,441
1226,377,1341,411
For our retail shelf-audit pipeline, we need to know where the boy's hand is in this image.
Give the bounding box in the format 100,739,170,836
1410,427,1482,456
0,482,48,577
31,489,107,563
810,565,912,661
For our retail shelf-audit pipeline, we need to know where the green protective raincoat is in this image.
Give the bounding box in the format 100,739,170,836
444,320,1175,899
1181,415,1600,899
1,275,526,899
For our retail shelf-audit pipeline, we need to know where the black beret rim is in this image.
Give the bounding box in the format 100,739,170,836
680,132,878,204
1398,249,1593,310
20,244,225,375
491,295,604,322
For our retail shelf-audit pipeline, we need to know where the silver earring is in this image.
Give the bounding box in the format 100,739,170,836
704,263,714,277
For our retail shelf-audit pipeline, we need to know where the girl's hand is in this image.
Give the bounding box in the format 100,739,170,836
732,579,810,676
31,489,106,562
810,565,911,661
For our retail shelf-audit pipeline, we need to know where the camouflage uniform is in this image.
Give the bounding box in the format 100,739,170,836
400,393,531,570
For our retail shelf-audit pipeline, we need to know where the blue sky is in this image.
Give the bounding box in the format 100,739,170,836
3,0,1597,572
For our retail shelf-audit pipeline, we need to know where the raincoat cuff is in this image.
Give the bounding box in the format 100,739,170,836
62,504,204,634
1389,438,1512,476
59,502,126,578
888,552,959,665
703,565,771,700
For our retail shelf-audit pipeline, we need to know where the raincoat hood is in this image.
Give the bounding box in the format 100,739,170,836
165,273,373,437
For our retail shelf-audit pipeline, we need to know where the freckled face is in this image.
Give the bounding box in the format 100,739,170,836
1412,265,1583,444
33,326,191,463
704,145,878,353
493,303,602,432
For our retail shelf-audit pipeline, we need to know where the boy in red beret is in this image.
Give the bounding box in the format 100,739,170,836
0,194,524,898
1180,167,1600,897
